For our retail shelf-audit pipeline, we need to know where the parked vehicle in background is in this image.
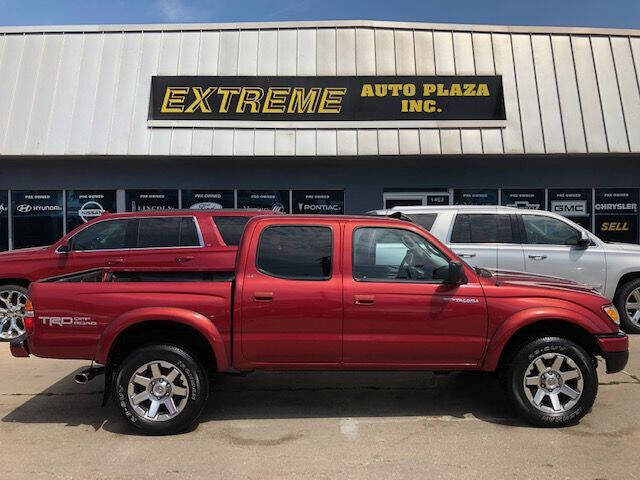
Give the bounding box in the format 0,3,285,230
368,205,640,334
0,209,272,340
12,214,628,434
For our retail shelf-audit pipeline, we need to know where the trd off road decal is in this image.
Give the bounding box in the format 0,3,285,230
149,76,505,125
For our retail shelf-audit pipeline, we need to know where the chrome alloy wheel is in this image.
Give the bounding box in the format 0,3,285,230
127,361,190,422
625,288,640,327
0,289,28,340
523,353,584,414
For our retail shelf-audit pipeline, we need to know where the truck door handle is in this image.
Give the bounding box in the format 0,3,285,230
458,253,476,258
254,292,273,302
176,256,194,263
354,295,375,305
105,258,124,266
528,255,547,260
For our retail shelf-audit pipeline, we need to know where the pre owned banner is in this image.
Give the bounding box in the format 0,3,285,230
181,190,235,209
500,189,545,210
237,190,290,213
126,190,179,212
150,75,505,126
454,189,498,206
594,188,638,243
292,190,344,214
12,190,63,249
0,191,7,251
547,189,592,231
66,190,117,232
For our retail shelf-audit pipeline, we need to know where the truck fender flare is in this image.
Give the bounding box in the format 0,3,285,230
480,306,599,372
94,307,229,371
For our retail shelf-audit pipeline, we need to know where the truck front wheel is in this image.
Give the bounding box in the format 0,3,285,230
506,337,597,427
114,344,209,435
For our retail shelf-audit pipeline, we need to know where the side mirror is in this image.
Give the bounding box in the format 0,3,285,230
447,261,466,284
57,241,70,254
575,231,590,249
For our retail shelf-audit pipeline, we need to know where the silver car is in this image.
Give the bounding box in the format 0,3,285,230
369,205,640,334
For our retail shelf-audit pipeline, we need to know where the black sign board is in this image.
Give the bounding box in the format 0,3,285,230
500,189,545,210
454,189,498,206
237,190,290,213
12,190,63,248
126,189,179,212
292,190,344,214
0,191,8,251
547,189,592,231
150,76,505,122
66,190,117,232
594,188,638,243
181,190,235,209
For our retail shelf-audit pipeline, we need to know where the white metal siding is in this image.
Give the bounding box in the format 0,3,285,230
0,21,639,156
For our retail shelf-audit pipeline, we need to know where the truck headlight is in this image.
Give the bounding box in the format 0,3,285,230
603,305,620,325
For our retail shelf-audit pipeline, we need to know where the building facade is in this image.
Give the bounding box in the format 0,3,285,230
0,20,640,249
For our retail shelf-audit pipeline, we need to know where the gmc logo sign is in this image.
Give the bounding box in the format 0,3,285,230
550,200,589,217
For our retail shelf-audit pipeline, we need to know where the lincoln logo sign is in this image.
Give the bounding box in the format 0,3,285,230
149,75,505,127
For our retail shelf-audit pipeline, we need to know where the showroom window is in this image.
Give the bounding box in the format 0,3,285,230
12,190,64,249
257,226,333,280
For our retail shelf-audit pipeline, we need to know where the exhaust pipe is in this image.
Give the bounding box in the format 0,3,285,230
74,367,105,384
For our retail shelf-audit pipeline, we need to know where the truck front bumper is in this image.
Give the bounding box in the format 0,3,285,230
9,337,30,358
595,332,629,374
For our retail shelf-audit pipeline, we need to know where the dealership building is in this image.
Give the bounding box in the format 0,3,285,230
1,19,640,250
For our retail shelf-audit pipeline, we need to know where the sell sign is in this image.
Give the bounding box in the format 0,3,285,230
594,188,638,243
149,76,505,127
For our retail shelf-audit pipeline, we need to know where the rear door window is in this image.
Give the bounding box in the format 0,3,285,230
137,217,201,248
213,216,252,246
450,214,515,244
257,226,332,280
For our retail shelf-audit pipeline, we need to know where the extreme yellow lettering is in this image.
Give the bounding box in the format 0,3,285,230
236,87,264,113
161,86,189,113
449,84,462,96
185,86,216,113
217,87,241,113
263,87,291,113
423,84,436,96
463,84,476,96
437,84,449,96
287,87,321,113
318,88,346,113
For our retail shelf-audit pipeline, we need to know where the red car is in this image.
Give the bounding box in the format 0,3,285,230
0,209,269,340
13,215,628,434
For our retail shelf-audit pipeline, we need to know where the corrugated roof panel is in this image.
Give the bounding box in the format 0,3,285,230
0,21,638,157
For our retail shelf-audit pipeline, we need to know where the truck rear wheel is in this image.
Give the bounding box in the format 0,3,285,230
506,337,597,427
114,344,209,435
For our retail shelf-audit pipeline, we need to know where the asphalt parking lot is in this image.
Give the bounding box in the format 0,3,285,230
1,338,639,480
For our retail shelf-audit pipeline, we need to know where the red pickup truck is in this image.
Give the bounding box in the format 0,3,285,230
12,215,628,434
0,209,269,340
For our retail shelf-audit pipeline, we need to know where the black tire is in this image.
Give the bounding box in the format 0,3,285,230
0,284,29,342
114,344,209,435
614,279,640,334
506,337,597,427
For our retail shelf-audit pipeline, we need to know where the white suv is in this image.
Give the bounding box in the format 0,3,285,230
369,205,640,334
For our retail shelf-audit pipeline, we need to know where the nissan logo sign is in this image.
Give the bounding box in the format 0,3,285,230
78,201,106,222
